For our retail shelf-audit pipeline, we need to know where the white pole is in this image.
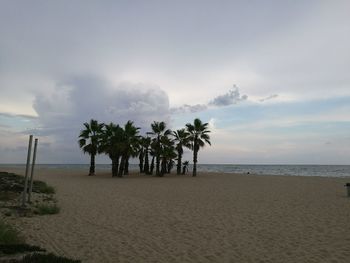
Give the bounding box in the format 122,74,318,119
28,138,38,203
22,135,33,207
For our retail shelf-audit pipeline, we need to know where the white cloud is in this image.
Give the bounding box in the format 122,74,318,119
20,75,171,163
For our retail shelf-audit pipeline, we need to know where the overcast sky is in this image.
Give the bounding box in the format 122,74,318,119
1,0,349,164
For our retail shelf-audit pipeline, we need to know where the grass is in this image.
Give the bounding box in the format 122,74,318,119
0,173,79,262
0,243,45,254
18,253,81,262
32,180,55,194
35,204,60,215
0,191,19,201
0,220,80,262
0,171,55,194
0,172,24,192
0,220,24,245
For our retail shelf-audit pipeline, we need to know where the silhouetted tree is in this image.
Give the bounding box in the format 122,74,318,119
186,118,211,176
172,129,190,175
100,123,124,177
78,119,104,176
149,121,171,176
142,136,152,174
78,118,213,178
119,121,140,176
159,135,176,176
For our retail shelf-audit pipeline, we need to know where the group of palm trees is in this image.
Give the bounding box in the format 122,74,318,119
78,118,211,177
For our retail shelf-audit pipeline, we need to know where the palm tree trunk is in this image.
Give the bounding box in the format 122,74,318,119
112,156,119,177
160,158,166,176
156,154,160,176
118,156,125,177
124,155,129,175
177,152,182,175
193,149,198,177
144,150,149,174
150,156,155,175
89,154,95,176
139,150,144,173
167,161,172,174
156,136,160,176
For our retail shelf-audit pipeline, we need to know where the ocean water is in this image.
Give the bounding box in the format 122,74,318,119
1,164,350,178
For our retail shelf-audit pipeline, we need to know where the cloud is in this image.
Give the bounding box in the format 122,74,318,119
170,104,207,114
0,112,38,119
172,85,248,114
209,85,248,106
33,75,170,133
23,75,171,162
259,94,279,102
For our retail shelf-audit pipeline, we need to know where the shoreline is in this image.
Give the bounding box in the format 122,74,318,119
1,167,350,262
1,163,349,178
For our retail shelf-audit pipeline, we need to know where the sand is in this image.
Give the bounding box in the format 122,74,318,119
1,167,350,263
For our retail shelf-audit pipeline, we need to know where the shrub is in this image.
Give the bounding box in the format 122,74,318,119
0,172,55,194
0,191,18,201
35,204,60,215
32,181,55,194
0,243,45,254
19,253,81,263
0,220,24,245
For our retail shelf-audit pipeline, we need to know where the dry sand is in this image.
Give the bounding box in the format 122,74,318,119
2,167,350,263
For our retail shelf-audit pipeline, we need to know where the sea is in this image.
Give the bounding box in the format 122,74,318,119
1,164,350,178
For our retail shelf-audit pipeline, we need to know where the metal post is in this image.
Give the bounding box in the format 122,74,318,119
28,138,38,203
22,135,33,207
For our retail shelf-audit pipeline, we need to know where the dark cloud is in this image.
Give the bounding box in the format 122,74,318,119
33,75,170,134
259,94,278,102
172,86,248,114
28,75,171,162
209,85,248,106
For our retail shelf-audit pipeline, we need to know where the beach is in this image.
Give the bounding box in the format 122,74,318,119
2,167,350,263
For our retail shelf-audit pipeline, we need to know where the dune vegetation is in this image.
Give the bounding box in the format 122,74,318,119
0,173,80,262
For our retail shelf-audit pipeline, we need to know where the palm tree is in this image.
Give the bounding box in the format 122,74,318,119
138,142,145,173
78,119,104,176
140,136,152,174
149,121,171,176
186,118,211,176
100,123,124,177
159,135,176,176
118,121,140,176
172,129,190,175
149,148,156,175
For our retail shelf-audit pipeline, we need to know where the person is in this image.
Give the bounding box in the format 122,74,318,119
182,161,189,175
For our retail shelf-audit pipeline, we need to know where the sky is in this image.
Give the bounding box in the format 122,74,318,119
0,0,349,164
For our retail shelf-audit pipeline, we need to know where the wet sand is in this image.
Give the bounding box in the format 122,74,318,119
2,167,350,262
